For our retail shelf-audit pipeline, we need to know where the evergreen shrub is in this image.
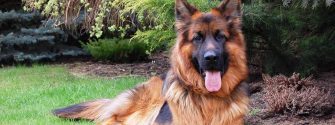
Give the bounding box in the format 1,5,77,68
0,10,87,63
82,38,148,62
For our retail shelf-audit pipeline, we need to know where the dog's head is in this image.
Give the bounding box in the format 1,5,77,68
171,0,248,97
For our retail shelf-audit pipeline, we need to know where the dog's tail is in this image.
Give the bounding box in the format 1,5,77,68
52,99,112,120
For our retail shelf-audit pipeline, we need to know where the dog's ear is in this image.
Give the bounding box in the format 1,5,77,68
175,0,198,24
216,0,241,23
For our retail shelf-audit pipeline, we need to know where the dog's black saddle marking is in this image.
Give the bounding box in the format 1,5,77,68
155,101,172,124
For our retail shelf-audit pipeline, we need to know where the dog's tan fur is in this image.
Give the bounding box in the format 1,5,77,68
53,0,249,124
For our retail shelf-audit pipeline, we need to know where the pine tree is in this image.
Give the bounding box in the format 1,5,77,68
0,10,87,63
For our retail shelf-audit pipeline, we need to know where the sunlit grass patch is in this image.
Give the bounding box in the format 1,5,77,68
0,65,145,125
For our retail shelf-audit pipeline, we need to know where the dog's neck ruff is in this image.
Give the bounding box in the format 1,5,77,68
161,72,249,124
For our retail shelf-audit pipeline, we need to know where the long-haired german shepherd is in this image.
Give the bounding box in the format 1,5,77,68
53,0,249,124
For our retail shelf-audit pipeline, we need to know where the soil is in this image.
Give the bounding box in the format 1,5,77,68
63,52,335,125
65,52,170,78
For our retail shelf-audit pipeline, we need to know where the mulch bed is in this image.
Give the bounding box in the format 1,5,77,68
65,52,170,78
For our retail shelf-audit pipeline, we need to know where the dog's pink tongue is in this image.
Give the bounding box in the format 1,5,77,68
205,71,221,92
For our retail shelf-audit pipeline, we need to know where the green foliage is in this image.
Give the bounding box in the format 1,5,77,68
244,0,335,76
0,10,41,32
0,11,87,63
282,0,334,8
22,0,335,75
132,29,176,53
23,0,220,53
0,10,41,24
83,38,148,62
298,35,335,75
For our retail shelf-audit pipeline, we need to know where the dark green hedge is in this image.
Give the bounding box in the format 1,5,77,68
82,38,148,62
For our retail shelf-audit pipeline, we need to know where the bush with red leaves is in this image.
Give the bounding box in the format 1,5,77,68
262,73,334,116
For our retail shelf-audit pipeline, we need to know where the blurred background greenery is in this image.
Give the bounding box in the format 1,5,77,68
0,0,334,76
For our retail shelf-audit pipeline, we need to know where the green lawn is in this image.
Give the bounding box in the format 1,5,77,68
0,65,145,125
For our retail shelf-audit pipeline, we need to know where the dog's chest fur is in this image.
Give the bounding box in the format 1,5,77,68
161,81,249,125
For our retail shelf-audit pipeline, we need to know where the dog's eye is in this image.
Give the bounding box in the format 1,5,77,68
193,34,203,42
215,34,226,41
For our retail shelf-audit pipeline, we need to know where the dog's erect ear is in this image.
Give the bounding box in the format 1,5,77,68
175,0,198,21
216,0,241,20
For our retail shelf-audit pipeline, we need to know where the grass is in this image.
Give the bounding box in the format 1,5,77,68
0,65,145,125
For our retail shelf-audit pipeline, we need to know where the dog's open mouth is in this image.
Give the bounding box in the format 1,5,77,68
194,56,226,92
202,70,221,92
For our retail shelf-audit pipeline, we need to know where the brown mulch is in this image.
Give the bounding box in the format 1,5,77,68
66,52,170,78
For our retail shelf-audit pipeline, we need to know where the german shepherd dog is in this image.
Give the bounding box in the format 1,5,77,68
53,0,249,124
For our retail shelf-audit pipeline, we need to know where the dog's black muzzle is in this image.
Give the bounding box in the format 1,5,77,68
193,49,228,77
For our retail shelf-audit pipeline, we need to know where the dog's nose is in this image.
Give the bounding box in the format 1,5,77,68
204,51,217,62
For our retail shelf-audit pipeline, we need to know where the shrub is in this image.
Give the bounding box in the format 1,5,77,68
0,11,87,63
244,0,335,76
23,0,335,75
262,73,334,116
82,38,148,62
297,35,335,75
0,10,41,32
23,0,220,55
